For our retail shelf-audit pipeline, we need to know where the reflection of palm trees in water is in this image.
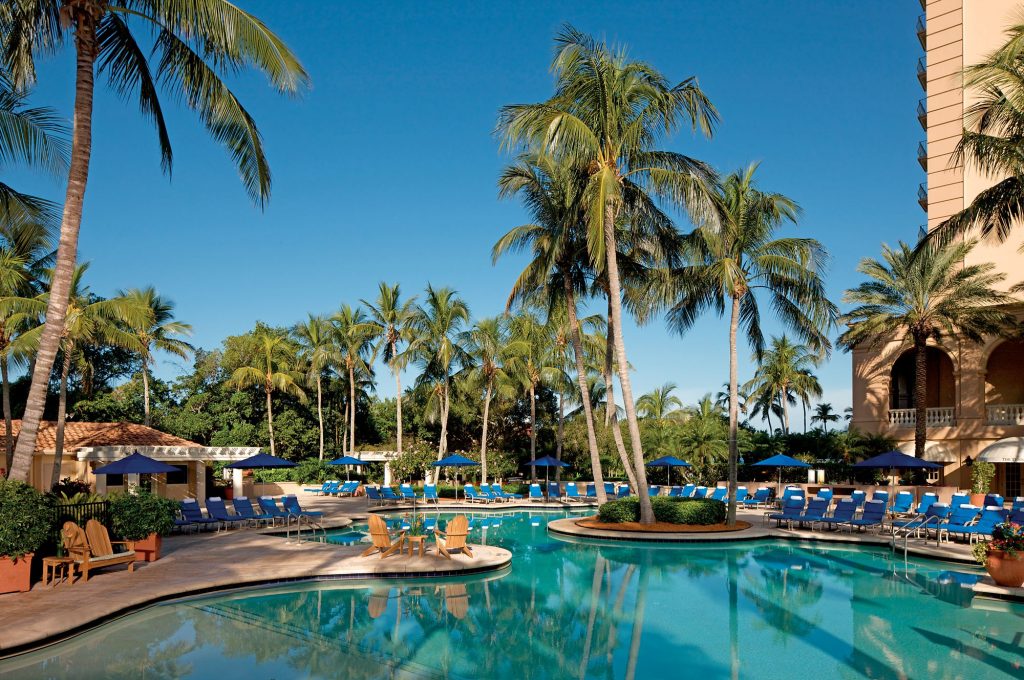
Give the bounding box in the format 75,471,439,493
742,549,825,639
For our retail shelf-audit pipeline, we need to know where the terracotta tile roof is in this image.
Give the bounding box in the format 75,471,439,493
0,420,200,453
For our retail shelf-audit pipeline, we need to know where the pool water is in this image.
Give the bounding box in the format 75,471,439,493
3,509,1023,679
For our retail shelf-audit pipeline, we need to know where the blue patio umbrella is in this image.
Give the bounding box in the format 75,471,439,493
93,451,180,476
328,454,367,481
853,451,941,504
752,454,811,492
645,455,691,486
226,452,297,497
525,456,570,500
432,454,480,501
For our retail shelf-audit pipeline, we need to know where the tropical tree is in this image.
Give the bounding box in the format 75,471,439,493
118,287,193,426
294,314,337,460
678,395,729,485
226,327,306,456
661,165,837,525
838,239,1016,458
744,336,820,435
332,305,375,454
811,403,840,434
508,312,562,473
362,282,417,453
636,382,683,420
499,25,719,523
2,0,310,482
461,316,517,482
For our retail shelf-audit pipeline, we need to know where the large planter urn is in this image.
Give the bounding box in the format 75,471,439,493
986,550,1024,588
969,493,986,507
0,553,33,593
134,533,162,562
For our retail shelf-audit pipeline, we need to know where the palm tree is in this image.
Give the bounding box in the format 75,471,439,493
294,315,338,460
661,165,836,525
636,382,683,420
838,239,1016,458
461,316,518,482
811,403,840,434
714,382,750,422
508,312,562,472
498,26,719,523
744,336,820,435
332,305,375,455
410,285,470,478
226,327,306,457
3,1,310,482
362,283,417,454
118,287,193,426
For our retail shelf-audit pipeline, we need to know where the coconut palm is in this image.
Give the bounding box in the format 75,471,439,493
226,327,306,457
331,305,375,455
461,316,518,482
362,282,417,454
2,0,310,482
661,165,837,524
498,26,719,523
636,382,683,421
294,315,338,460
838,239,1016,458
744,336,821,435
811,403,840,434
118,287,193,427
409,285,470,478
507,312,563,472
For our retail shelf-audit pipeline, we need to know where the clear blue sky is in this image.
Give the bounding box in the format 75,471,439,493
9,1,923,422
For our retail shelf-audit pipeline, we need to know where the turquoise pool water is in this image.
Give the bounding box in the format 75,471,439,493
3,508,1023,679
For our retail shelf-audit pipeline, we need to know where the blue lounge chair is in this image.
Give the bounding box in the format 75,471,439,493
399,484,418,501
939,504,982,542
847,500,887,532
343,481,361,496
423,518,438,532
766,496,805,528
381,487,403,504
816,498,858,530
480,484,504,502
692,486,708,499
733,486,749,503
891,502,950,538
423,484,440,504
586,483,597,498
709,487,728,501
257,496,290,526
493,484,521,500
949,493,969,511
849,490,866,508
984,493,1005,508
206,497,248,529
795,498,829,527
529,483,544,502
464,485,491,503
565,482,586,502
303,481,333,495
781,487,802,503
649,485,661,497
1011,497,1024,513
668,486,682,498
741,487,772,508
172,512,194,534
871,490,889,507
232,496,274,527
890,491,914,515
1010,509,1024,524
961,506,1008,544
180,499,221,531
604,482,616,496
913,492,938,515
282,494,323,519
680,484,696,498
548,482,562,499
365,486,386,506
616,485,630,499
815,488,833,503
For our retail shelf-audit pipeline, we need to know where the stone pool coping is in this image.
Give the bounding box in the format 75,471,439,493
0,527,510,658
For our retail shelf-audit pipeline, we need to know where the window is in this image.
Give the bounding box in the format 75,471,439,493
1007,464,1021,500
165,464,188,485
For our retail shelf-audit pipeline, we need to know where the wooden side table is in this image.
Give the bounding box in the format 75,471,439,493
42,556,75,587
406,534,427,557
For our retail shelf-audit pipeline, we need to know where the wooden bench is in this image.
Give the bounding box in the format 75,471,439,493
61,520,136,582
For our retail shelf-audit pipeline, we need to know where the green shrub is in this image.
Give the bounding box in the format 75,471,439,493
109,492,178,541
0,480,54,558
597,497,640,523
294,458,332,484
597,496,726,525
971,461,996,495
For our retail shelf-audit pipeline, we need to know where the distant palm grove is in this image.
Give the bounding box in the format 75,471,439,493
9,12,1017,526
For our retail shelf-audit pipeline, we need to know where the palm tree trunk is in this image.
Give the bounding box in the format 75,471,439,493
2,355,13,473
802,399,807,433
348,363,356,454
529,384,537,483
625,565,649,680
727,295,740,526
50,351,73,490
266,385,276,456
604,302,639,492
481,381,492,483
142,362,151,427
393,349,403,453
9,15,98,482
555,386,564,482
340,397,349,454
316,375,324,460
780,390,790,434
564,277,607,502
914,333,928,459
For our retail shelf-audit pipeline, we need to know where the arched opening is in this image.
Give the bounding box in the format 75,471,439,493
889,347,955,409
985,340,1024,405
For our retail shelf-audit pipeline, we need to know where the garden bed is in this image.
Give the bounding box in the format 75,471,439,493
576,517,752,533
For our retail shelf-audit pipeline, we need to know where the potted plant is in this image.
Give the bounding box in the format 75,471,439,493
0,480,54,593
973,521,1024,587
109,492,177,562
970,461,995,506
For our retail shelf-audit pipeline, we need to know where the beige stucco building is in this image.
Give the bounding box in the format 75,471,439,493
851,0,1024,498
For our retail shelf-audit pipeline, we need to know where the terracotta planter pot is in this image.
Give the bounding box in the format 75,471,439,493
134,533,162,562
222,487,234,501
969,493,986,507
986,550,1024,588
0,553,34,593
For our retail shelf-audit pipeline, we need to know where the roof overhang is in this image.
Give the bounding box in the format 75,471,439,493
896,440,958,463
75,446,261,462
978,438,1024,464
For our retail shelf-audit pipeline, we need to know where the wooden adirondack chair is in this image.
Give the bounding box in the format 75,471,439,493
434,515,473,559
361,514,406,558
444,583,469,619
61,520,136,582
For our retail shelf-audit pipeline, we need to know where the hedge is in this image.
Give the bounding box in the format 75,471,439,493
597,496,726,525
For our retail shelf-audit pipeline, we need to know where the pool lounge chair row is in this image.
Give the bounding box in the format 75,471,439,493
174,495,322,532
303,480,361,497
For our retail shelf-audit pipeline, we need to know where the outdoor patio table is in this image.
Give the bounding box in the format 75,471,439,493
42,556,74,587
406,534,428,557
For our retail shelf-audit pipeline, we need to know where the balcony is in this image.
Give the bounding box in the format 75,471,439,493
916,15,926,49
888,407,956,427
917,99,926,130
918,183,927,212
987,404,1024,425
917,56,927,90
917,141,927,170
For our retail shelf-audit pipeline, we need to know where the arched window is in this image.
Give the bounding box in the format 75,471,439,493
889,347,955,409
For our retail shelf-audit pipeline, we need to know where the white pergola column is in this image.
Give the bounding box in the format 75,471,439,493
383,462,392,486
232,468,244,498
94,470,107,495
126,473,140,492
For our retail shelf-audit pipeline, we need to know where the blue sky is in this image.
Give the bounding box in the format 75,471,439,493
8,1,924,421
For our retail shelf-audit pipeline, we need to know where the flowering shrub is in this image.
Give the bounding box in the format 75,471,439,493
973,522,1024,565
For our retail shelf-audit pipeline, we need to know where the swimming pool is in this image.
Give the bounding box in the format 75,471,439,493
2,508,1022,679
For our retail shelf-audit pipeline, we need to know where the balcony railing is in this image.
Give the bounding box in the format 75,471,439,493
918,183,927,212
917,56,927,90
888,407,956,427
987,404,1024,425
917,99,927,130
917,141,927,170
916,15,926,49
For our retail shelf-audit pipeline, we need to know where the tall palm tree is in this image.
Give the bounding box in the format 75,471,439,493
508,312,562,472
226,327,306,457
294,314,338,460
839,239,1016,458
332,305,375,455
362,282,417,454
636,382,683,420
498,25,718,523
118,287,193,426
661,165,836,525
410,285,470,479
811,403,840,434
461,316,518,482
2,1,310,482
744,336,820,435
